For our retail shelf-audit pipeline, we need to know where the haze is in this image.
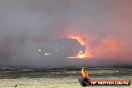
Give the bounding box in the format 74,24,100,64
0,0,132,67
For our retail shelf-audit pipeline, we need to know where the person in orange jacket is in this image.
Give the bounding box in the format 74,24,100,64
79,67,91,86
81,67,89,78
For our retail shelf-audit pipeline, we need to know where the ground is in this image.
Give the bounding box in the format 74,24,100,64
0,66,131,88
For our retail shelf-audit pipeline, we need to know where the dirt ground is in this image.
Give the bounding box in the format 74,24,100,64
0,67,131,88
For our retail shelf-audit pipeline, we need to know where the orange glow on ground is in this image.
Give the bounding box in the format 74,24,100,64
68,35,93,59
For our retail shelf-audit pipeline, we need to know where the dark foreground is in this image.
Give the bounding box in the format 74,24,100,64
0,66,131,88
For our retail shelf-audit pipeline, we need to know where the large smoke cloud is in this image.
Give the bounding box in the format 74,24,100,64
0,0,132,67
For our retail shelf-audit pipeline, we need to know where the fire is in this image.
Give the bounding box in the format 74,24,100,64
68,35,93,58
77,51,86,58
70,35,85,45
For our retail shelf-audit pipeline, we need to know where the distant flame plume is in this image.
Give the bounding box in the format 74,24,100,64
69,35,93,59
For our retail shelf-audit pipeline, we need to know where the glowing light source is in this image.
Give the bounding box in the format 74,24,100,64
68,35,93,59
70,35,85,45
38,49,42,52
77,51,86,58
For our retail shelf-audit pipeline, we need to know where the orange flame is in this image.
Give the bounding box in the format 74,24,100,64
68,35,93,58
77,51,87,58
70,35,86,45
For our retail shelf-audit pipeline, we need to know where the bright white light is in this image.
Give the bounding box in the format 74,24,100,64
45,52,51,56
38,49,42,52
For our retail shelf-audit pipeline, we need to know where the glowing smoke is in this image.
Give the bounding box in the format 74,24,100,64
0,0,132,67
